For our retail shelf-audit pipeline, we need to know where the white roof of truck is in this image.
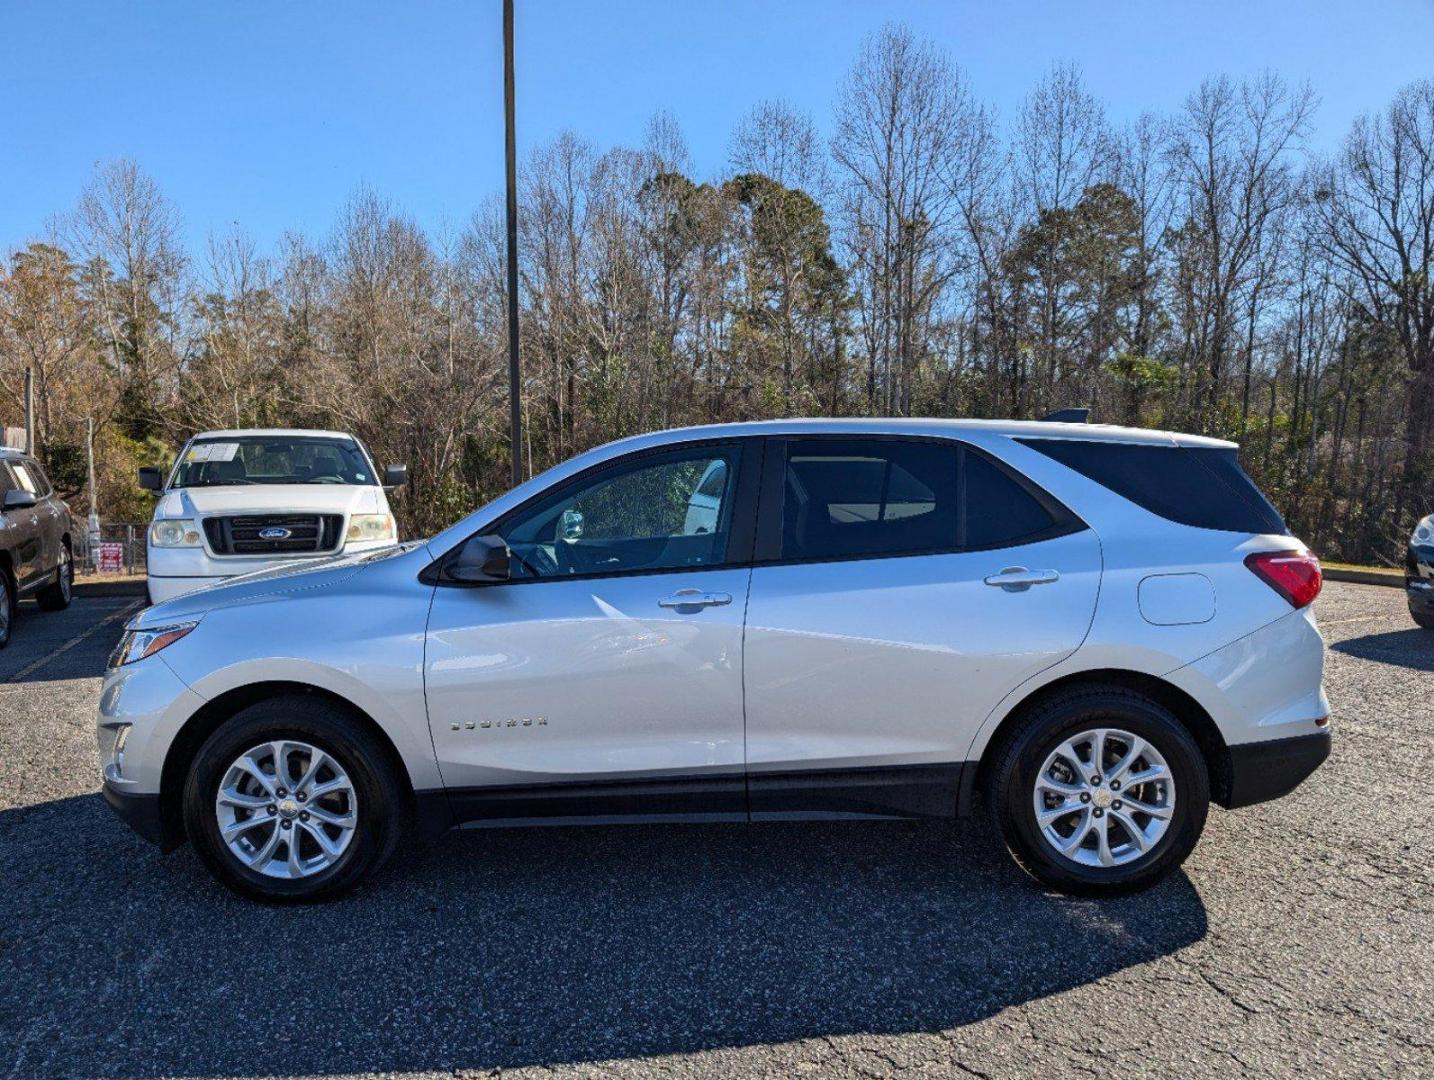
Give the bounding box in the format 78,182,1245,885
191,429,358,441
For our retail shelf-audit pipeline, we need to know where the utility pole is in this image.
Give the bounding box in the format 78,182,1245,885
86,417,100,571
23,367,34,454
503,0,523,487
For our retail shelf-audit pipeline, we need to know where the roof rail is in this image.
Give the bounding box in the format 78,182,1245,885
1040,408,1090,424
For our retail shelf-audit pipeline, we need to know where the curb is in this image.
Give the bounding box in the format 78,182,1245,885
74,579,148,598
1323,568,1405,589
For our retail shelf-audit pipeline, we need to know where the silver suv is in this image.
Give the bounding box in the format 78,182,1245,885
0,447,75,646
98,419,1328,901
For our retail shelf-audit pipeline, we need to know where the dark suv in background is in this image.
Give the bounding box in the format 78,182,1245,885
0,447,75,647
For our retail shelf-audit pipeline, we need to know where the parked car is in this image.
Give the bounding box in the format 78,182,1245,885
1407,513,1434,629
99,419,1330,901
138,429,407,604
0,446,74,647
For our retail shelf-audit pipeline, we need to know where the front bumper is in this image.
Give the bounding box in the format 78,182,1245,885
1223,729,1331,809
101,781,171,847
146,573,232,604
1407,542,1433,610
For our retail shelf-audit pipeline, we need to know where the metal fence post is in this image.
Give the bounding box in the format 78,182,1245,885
125,525,135,575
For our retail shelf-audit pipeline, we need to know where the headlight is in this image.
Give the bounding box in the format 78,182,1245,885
108,622,197,668
346,513,396,544
149,519,202,548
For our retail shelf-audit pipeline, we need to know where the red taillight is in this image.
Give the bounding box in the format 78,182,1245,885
1245,550,1322,608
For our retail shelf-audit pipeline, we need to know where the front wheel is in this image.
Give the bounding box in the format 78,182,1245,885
1412,607,1434,630
987,686,1210,896
182,697,406,902
0,569,13,648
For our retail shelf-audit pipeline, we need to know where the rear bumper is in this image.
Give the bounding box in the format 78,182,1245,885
101,781,173,848
1222,729,1331,809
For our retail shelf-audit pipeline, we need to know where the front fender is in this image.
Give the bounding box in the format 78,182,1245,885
179,656,444,791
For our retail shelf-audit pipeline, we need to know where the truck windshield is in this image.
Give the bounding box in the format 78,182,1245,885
170,436,376,487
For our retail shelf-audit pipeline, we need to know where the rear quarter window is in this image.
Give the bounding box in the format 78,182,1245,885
1018,439,1287,535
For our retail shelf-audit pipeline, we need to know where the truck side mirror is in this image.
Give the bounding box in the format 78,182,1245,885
383,464,408,490
446,534,510,583
138,467,164,492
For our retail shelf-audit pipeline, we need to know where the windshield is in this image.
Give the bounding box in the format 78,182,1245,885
169,436,376,488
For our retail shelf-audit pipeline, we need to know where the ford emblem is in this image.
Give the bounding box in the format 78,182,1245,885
258,527,291,540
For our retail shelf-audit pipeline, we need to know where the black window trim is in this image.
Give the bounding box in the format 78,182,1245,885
751,433,1087,568
424,436,766,588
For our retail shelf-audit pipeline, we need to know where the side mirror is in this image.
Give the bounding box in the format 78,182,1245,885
383,464,408,489
138,467,164,492
559,508,585,541
447,534,510,583
2,490,37,512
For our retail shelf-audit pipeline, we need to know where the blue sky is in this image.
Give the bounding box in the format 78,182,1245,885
3,0,1431,255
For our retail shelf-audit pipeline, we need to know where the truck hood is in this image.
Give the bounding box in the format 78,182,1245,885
153,483,385,520
129,542,425,628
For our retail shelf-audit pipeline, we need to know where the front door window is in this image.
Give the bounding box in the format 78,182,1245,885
502,445,742,579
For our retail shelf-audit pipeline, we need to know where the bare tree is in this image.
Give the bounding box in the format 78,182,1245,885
1315,78,1434,516
63,159,187,438
832,24,971,413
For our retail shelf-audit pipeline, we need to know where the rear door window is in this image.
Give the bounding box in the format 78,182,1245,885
963,450,1062,549
1019,439,1287,535
774,438,1071,561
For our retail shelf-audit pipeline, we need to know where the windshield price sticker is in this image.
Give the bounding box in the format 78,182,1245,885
186,441,239,464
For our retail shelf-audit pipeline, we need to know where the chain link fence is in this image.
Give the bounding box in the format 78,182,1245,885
73,523,148,575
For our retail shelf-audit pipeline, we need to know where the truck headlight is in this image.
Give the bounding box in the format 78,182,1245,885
1416,518,1432,544
149,519,202,547
109,622,197,668
346,513,396,544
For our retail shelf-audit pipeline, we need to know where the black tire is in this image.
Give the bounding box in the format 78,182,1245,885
0,568,13,649
1412,608,1434,630
182,696,407,902
986,685,1210,897
36,542,73,611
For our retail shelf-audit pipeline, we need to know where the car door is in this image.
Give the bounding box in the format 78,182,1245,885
24,460,65,577
742,435,1102,818
423,439,760,822
2,461,44,589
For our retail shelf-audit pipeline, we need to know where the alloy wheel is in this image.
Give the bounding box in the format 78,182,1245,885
214,740,359,879
1031,727,1176,868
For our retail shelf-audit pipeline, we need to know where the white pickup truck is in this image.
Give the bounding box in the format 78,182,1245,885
139,429,406,604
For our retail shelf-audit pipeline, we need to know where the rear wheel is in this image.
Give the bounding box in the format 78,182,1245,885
182,696,406,902
987,685,1209,896
36,542,73,611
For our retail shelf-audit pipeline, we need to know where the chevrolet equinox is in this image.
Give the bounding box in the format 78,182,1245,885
98,419,1330,901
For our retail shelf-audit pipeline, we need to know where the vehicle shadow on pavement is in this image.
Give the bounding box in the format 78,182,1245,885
0,793,1208,1078
1332,628,1434,672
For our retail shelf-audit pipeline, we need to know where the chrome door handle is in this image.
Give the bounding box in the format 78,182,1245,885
983,566,1060,591
657,589,733,609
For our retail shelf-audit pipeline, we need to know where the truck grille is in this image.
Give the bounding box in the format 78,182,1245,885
202,514,343,555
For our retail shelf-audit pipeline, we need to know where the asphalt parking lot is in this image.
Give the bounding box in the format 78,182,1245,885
0,582,1430,1079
